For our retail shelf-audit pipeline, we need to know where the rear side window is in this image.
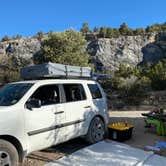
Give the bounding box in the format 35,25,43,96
88,84,102,99
63,84,86,102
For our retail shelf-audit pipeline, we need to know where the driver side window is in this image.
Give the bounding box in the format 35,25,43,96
30,84,60,106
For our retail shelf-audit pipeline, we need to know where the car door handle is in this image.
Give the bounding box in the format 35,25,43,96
84,106,91,109
54,111,64,115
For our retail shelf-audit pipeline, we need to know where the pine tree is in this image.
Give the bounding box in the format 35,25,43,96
80,23,91,34
99,27,107,38
93,26,99,33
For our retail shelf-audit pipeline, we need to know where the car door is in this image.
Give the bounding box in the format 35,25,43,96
25,84,65,152
62,83,91,141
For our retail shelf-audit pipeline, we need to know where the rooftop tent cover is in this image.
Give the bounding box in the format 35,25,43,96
20,62,92,80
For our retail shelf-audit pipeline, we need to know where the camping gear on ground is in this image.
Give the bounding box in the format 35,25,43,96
146,118,165,136
144,141,166,155
144,146,161,155
107,122,134,142
142,113,166,136
20,62,92,80
155,141,166,148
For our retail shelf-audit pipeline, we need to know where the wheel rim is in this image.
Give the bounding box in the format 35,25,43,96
91,118,105,142
0,151,11,166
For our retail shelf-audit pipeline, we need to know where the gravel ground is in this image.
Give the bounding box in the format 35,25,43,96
23,111,166,166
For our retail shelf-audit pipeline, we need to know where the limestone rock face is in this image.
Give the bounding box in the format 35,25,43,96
87,33,166,71
0,38,41,66
142,43,164,63
0,32,166,71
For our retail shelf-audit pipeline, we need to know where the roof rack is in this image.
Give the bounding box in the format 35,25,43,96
20,62,92,80
93,73,112,80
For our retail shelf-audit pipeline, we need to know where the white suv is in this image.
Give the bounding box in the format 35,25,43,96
0,79,108,165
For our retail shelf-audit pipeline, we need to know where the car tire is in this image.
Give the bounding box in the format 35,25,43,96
0,139,19,166
85,116,106,144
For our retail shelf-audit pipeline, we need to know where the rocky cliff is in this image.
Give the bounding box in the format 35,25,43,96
87,32,166,71
0,37,41,66
0,32,166,70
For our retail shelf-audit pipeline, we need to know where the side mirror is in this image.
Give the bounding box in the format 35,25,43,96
26,99,41,110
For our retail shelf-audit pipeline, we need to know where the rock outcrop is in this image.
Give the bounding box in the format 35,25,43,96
0,32,166,71
0,38,41,66
87,32,166,71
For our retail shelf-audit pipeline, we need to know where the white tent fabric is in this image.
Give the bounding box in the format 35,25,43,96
46,141,166,166
20,62,92,80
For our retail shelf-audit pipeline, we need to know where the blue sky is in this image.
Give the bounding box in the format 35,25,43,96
0,0,165,38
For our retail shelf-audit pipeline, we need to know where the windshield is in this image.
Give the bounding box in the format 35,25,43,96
0,83,33,106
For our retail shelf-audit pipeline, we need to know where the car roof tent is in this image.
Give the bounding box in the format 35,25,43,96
20,62,92,80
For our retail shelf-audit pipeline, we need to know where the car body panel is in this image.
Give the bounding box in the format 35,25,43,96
0,79,108,155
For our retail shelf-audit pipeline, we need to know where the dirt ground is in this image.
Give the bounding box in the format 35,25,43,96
23,110,166,166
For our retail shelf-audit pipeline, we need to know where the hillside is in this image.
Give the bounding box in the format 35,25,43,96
87,32,166,71
0,32,166,71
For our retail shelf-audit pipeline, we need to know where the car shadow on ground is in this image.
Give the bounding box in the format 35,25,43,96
24,138,89,165
42,138,89,155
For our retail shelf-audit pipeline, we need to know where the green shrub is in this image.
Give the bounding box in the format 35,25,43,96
101,63,153,105
12,34,22,40
119,22,133,36
0,56,20,84
99,27,107,38
33,29,90,66
80,22,166,39
1,35,10,42
117,75,151,105
36,31,44,40
143,60,166,90
93,27,99,33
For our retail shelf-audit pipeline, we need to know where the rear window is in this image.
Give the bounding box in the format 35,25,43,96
88,84,102,99
63,84,86,102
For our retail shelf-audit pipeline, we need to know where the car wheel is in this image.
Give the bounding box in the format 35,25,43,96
85,117,106,144
0,139,19,166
